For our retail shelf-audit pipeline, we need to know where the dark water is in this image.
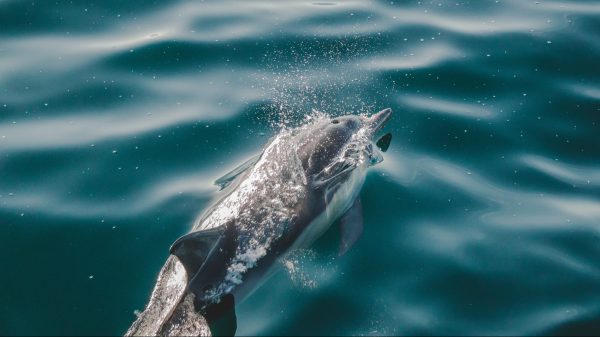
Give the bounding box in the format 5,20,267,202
1,0,600,335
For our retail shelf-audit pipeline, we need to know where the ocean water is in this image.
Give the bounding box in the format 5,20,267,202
1,0,599,335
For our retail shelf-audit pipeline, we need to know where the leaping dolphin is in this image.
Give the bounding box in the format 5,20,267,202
126,108,393,336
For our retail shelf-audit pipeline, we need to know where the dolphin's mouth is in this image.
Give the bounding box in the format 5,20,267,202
366,108,392,138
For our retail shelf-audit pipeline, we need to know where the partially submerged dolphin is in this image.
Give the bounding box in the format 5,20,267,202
126,108,393,336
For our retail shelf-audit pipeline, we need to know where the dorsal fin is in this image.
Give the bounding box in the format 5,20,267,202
214,154,260,190
169,226,225,279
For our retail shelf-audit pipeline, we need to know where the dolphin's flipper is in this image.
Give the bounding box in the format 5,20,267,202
214,155,260,190
203,294,237,337
170,226,226,278
338,198,364,256
376,133,392,152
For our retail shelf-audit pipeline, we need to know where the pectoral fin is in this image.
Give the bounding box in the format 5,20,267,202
169,226,225,279
338,198,364,256
214,154,260,190
203,294,237,337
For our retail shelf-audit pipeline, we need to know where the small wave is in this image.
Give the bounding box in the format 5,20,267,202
565,83,600,101
399,94,495,119
521,154,600,188
361,43,463,71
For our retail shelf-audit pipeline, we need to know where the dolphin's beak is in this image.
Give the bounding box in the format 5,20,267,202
366,108,392,138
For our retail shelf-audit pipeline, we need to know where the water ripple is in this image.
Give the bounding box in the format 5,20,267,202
521,154,600,188
399,94,495,119
362,43,464,71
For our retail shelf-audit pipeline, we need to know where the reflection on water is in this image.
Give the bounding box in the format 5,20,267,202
1,0,599,335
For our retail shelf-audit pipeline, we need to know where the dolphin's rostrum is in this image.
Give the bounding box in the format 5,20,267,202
126,108,393,336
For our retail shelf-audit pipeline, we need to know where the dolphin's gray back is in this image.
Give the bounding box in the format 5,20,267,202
187,129,315,304
126,128,315,336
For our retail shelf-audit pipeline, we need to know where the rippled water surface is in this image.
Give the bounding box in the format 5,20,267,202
1,0,599,335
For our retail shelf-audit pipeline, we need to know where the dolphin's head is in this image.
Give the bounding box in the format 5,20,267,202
298,108,393,183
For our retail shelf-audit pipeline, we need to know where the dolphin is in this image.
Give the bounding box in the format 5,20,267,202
126,108,393,336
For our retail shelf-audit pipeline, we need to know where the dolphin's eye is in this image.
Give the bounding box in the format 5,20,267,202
331,119,340,124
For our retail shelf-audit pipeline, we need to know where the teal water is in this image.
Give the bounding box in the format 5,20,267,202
1,0,600,335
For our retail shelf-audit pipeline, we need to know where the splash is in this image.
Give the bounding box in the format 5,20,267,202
282,249,338,290
283,249,320,289
255,35,390,129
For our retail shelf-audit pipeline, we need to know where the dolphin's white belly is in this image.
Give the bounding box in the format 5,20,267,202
231,168,367,303
292,168,367,252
